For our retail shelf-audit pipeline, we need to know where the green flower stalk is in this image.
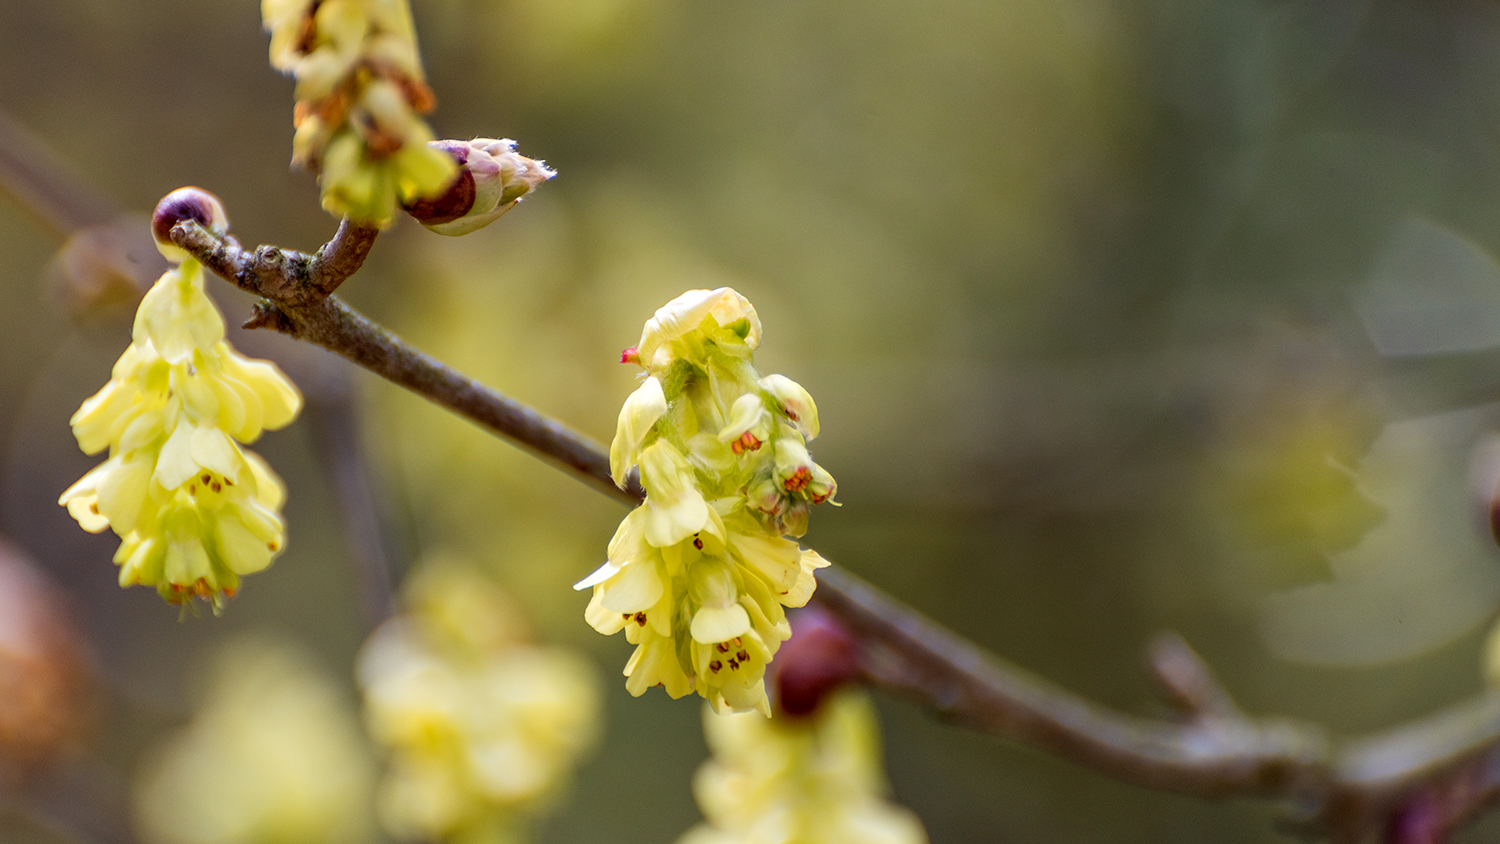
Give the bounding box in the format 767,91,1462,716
578,288,837,715
59,189,302,609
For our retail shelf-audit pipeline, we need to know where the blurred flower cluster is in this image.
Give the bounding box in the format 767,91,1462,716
135,637,376,844
360,559,602,844
578,287,834,714
0,541,93,782
678,691,927,844
58,190,301,609
261,0,456,224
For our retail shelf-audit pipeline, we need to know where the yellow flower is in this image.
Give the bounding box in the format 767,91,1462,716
60,201,302,608
360,561,601,844
262,0,457,225
585,287,837,712
134,637,376,844
678,691,928,844
631,287,761,374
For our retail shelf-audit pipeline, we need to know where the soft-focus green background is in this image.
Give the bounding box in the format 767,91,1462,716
8,0,1500,841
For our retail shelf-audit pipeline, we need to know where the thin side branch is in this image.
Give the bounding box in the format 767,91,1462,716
170,217,1500,842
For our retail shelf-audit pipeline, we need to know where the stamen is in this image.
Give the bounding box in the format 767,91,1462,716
201,474,212,484
716,642,730,653
709,660,723,673
693,536,704,550
736,650,749,662
783,467,812,492
211,482,222,493
634,612,647,626
728,658,740,670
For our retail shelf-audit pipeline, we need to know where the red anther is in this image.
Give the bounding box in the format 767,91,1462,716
223,587,237,598
783,467,812,492
774,606,861,718
620,346,641,365
738,432,762,453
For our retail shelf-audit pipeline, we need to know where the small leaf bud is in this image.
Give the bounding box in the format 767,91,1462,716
403,138,556,236
151,187,229,263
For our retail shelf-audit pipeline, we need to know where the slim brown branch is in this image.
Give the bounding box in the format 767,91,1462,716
302,361,401,628
0,109,118,239
169,216,1500,842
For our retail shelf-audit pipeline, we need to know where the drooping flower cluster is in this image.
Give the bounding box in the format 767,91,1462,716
678,692,928,844
577,288,836,715
134,637,376,844
359,560,601,844
59,189,301,609
261,0,457,225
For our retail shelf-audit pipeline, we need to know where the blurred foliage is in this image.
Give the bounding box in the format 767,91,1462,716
8,0,1500,841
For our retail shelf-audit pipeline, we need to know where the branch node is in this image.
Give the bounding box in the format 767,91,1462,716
243,301,294,334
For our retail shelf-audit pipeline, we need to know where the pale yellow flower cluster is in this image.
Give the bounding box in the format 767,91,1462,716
578,288,835,715
59,199,301,608
679,692,928,844
359,562,601,844
261,0,456,225
134,638,376,844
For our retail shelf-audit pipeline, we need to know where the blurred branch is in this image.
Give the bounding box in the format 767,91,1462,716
170,218,643,506
7,757,140,844
168,216,1500,843
0,110,117,238
302,360,401,629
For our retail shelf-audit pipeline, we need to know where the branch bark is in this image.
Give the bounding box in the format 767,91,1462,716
170,217,1500,843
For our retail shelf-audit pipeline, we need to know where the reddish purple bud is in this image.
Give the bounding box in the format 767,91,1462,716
151,187,228,262
774,606,860,717
401,141,477,226
1386,791,1447,844
620,346,640,365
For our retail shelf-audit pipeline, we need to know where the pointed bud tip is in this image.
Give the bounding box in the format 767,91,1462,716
620,346,640,365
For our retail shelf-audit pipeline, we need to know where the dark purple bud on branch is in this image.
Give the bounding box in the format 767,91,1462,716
774,605,861,717
152,187,229,263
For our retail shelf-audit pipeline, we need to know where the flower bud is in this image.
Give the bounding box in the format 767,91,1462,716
774,607,860,718
151,187,229,263
403,138,556,236
760,374,820,440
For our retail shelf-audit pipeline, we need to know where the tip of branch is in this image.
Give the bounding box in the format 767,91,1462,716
1148,631,1239,720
